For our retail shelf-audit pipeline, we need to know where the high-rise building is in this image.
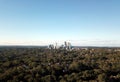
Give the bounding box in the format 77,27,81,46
68,42,71,50
64,41,67,48
54,43,58,49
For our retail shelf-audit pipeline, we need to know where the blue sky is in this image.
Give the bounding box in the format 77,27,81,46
0,0,120,46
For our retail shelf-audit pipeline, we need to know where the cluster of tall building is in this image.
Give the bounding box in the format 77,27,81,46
48,41,72,50
64,41,72,50
48,43,58,49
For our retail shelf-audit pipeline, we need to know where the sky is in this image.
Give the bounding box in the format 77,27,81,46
0,0,120,46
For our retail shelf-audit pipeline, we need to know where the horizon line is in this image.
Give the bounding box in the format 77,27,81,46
0,45,120,47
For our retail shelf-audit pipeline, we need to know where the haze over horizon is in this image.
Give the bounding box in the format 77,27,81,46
0,0,120,46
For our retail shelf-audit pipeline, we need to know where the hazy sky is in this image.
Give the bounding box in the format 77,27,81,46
0,0,120,46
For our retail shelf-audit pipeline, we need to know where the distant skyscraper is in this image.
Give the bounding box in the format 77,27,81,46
55,43,58,49
68,42,71,50
64,41,68,49
64,41,67,47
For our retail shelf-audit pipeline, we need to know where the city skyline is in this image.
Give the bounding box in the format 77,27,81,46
0,0,120,46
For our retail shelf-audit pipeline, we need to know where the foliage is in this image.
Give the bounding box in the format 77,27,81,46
0,47,120,82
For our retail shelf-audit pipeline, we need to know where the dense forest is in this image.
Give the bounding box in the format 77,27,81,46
0,47,120,82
